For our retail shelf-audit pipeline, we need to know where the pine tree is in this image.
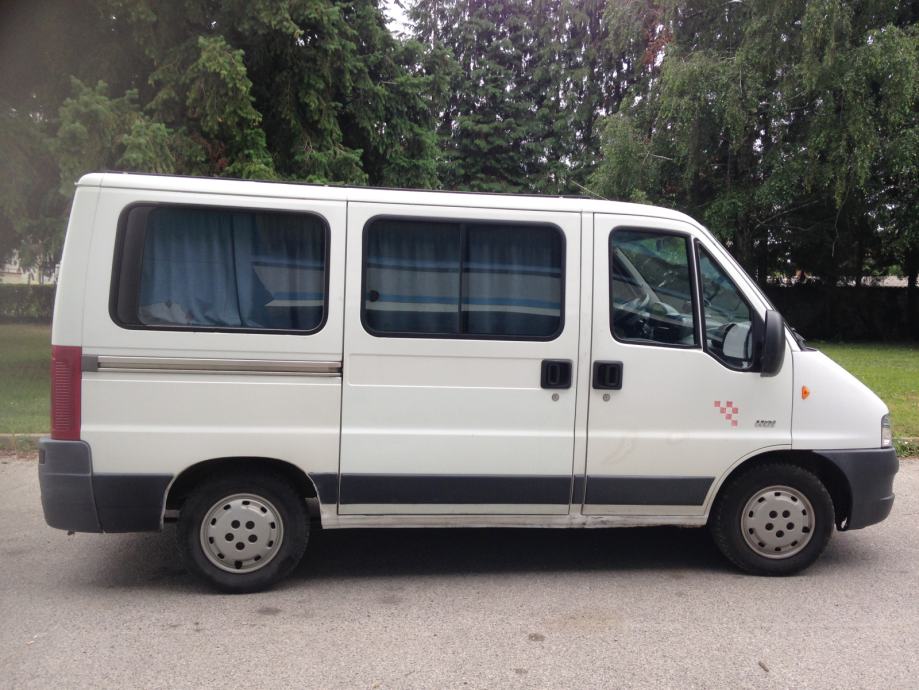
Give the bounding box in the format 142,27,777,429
410,0,638,193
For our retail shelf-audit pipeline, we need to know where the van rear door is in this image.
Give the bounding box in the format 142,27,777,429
339,203,582,515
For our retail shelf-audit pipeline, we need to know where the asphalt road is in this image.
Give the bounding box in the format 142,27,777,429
1,456,917,689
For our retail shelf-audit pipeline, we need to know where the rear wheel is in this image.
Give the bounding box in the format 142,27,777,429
710,463,835,575
177,472,308,592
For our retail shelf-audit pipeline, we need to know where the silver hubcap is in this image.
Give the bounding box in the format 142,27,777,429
199,493,284,573
741,485,815,559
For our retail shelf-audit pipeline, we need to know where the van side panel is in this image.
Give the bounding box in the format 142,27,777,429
77,188,346,525
791,350,888,449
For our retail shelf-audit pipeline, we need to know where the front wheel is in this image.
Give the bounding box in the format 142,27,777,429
177,472,308,592
710,463,835,575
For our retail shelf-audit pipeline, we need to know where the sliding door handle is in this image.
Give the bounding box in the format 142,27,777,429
541,359,572,389
592,361,623,390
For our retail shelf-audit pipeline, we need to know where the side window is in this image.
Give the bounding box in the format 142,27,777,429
463,224,563,337
698,245,756,370
364,219,462,335
113,205,327,333
610,229,698,347
363,218,564,339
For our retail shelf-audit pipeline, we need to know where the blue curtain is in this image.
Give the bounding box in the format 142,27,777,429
138,207,325,331
364,220,461,334
364,219,562,337
464,225,562,337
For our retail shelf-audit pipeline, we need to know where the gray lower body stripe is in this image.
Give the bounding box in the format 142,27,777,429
585,476,714,506
309,473,340,504
309,474,714,507
340,474,571,505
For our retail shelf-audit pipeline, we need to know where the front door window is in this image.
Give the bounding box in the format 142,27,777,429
610,229,698,347
698,246,756,370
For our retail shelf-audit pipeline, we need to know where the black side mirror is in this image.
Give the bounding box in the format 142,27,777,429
760,309,786,377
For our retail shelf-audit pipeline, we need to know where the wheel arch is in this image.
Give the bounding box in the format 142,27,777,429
707,449,852,529
165,457,320,513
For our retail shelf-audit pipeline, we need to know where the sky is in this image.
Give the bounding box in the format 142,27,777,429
382,0,411,34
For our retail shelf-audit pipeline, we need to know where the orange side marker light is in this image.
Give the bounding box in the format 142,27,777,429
801,386,810,400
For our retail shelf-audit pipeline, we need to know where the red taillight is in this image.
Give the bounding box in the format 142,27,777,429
51,345,82,440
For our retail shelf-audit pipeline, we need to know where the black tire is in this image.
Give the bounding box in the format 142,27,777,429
177,471,308,593
710,462,835,576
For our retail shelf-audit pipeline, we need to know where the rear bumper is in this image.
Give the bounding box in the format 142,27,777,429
38,439,100,532
817,448,898,530
38,438,172,533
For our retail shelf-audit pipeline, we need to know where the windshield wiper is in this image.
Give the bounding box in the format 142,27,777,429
789,325,812,350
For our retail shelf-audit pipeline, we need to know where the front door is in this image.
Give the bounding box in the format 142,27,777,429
339,202,582,515
583,214,792,517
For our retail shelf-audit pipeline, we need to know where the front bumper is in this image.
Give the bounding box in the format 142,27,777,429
38,438,172,533
817,448,898,530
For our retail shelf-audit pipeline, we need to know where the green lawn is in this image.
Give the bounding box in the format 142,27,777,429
0,324,915,451
0,323,50,434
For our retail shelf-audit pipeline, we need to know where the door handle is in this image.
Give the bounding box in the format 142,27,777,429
540,359,572,389
592,361,623,390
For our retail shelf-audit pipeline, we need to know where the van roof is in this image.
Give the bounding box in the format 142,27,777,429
79,172,701,227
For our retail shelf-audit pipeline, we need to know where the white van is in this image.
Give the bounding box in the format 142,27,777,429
39,173,898,591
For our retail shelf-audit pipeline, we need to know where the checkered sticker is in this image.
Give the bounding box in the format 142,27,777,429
714,400,739,427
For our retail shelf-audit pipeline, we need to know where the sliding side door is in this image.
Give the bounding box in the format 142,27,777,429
339,203,581,515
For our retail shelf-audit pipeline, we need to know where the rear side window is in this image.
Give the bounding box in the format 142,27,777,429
112,205,328,333
363,218,564,339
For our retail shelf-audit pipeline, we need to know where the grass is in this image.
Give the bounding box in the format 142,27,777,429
812,342,919,456
0,323,50,436
0,323,915,454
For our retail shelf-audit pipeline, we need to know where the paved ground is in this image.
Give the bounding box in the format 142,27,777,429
0,456,917,689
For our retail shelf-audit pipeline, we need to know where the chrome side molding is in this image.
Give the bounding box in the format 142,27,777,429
87,355,342,376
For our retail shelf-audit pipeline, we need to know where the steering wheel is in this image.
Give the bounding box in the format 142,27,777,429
616,293,652,338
